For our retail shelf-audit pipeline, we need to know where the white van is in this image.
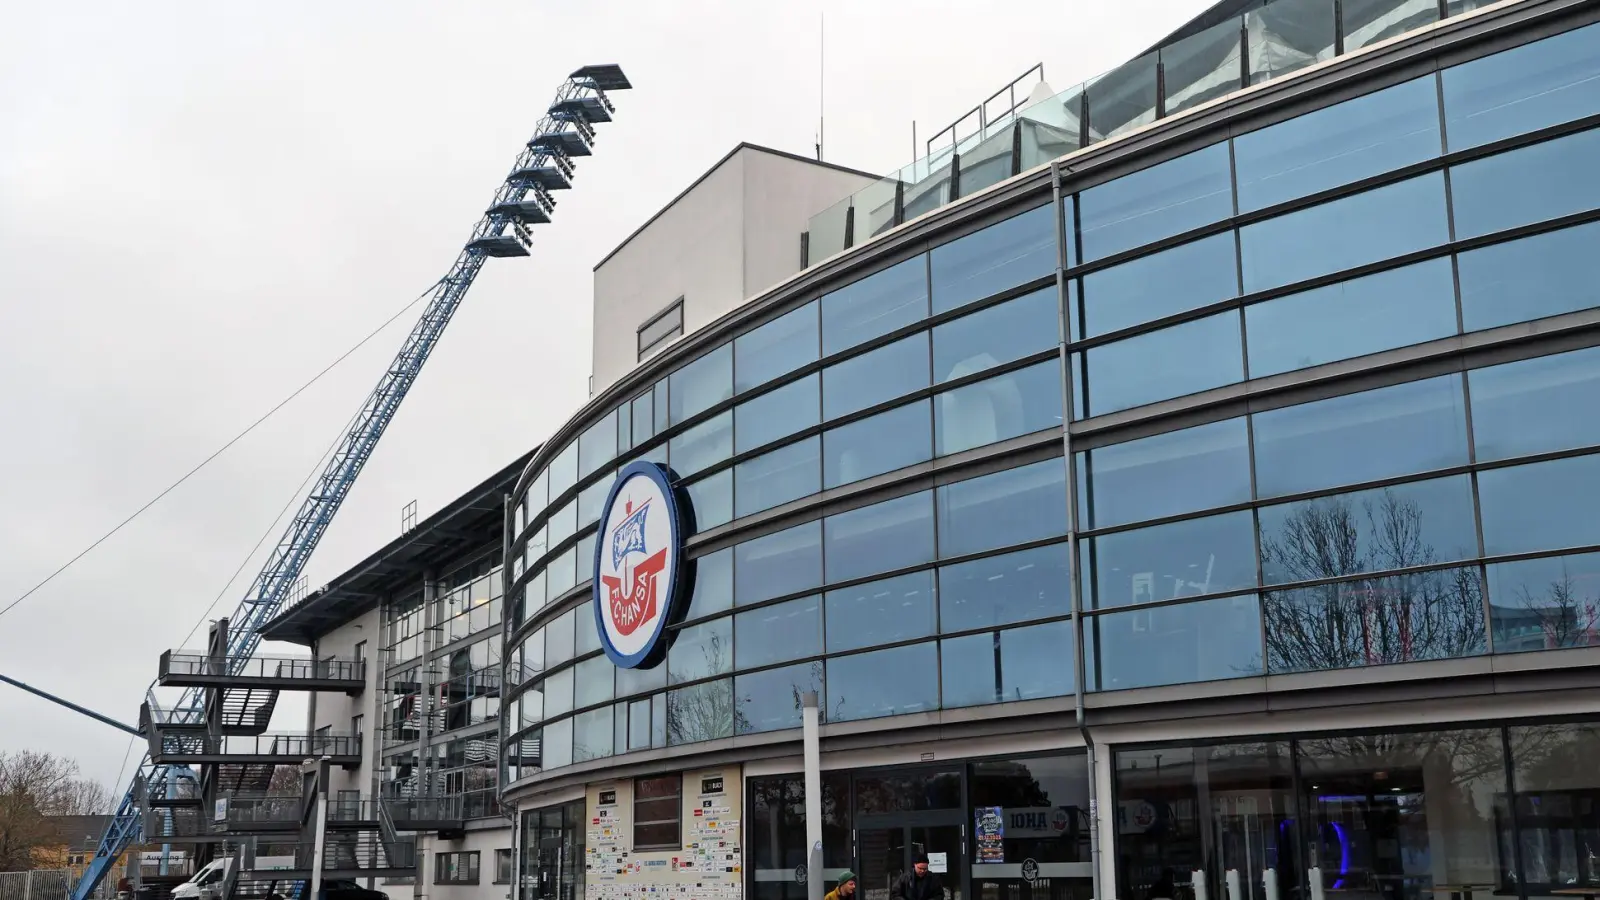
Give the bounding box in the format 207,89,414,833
170,856,297,900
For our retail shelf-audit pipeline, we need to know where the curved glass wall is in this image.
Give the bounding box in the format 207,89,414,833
503,19,1600,778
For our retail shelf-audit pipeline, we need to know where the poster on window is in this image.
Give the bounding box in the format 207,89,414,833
975,806,1005,863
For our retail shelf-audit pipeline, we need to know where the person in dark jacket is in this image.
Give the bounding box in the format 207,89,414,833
890,853,944,900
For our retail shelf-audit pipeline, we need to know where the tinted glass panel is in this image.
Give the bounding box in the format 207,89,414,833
1452,128,1600,241
578,411,617,480
734,437,820,518
684,548,731,621
734,521,822,606
1457,221,1600,332
1088,510,1258,609
1081,232,1238,337
933,287,1059,383
1080,417,1252,529
824,571,938,654
938,460,1068,559
823,401,931,489
735,594,822,669
1480,454,1600,557
653,378,669,434
1259,476,1480,585
667,678,733,745
547,548,577,598
577,477,611,529
615,655,667,698
826,642,939,722
573,706,613,761
934,360,1064,457
1234,75,1440,212
1343,0,1437,51
939,543,1072,633
668,344,733,425
735,662,825,735
821,333,930,421
574,656,614,709
1252,375,1469,498
824,492,936,584
668,411,732,477
542,718,572,769
667,616,733,685
735,302,819,393
1245,258,1458,377
1470,346,1600,463
1079,143,1233,262
544,668,574,718
736,374,819,454
820,256,930,355
631,391,654,449
1089,594,1264,690
548,444,578,499
685,469,732,532
1240,172,1449,292
1486,550,1600,653
1442,21,1600,151
941,620,1074,708
1085,311,1243,415
930,205,1057,314
1263,566,1486,673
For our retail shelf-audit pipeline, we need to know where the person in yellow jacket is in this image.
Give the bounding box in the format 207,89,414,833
824,871,858,900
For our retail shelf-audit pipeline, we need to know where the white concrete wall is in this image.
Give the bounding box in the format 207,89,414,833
310,608,382,797
589,145,878,396
423,825,516,900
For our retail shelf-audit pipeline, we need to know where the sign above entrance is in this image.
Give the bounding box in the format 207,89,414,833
593,461,690,669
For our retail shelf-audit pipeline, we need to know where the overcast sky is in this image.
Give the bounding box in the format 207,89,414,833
0,0,1210,795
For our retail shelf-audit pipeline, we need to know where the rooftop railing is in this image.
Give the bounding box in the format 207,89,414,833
806,0,1488,262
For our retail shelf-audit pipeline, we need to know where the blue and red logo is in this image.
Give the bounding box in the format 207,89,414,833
593,461,688,668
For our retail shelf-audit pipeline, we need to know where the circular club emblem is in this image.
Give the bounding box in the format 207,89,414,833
1050,807,1071,833
794,865,807,885
1021,859,1040,883
593,461,687,668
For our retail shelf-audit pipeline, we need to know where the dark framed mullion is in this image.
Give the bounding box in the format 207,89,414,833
1501,725,1530,900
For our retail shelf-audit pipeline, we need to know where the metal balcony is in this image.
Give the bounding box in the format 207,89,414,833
159,652,364,694
149,732,361,767
141,807,230,845
141,687,277,736
238,836,417,879
381,797,464,837
216,795,306,833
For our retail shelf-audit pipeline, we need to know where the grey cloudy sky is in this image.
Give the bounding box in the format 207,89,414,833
0,0,1210,792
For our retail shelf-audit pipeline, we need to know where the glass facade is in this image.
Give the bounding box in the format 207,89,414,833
503,15,1600,781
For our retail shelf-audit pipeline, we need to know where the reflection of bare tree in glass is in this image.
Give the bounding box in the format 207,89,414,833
1261,490,1485,672
1499,565,1600,652
667,634,737,743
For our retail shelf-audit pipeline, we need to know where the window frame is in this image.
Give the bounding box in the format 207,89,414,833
637,297,685,361
632,774,683,851
434,851,481,885
493,848,513,884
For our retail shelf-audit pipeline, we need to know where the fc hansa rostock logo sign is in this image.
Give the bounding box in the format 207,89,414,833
593,461,689,669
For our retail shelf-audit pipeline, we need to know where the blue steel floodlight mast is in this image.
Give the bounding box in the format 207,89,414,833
70,64,631,900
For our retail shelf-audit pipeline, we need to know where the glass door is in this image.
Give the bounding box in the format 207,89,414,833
857,816,965,900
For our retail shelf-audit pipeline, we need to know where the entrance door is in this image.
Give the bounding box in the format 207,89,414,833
535,836,567,900
857,814,965,900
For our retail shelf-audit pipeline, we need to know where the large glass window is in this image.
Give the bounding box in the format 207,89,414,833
932,287,1059,383
1264,566,1487,673
939,543,1072,633
684,548,731,621
578,411,617,480
1342,0,1438,51
666,678,733,744
573,655,614,709
1457,221,1600,333
1240,172,1450,292
825,641,939,722
572,706,613,762
1089,593,1264,690
930,204,1057,314
1087,510,1258,609
577,477,610,529
1506,722,1600,892
824,570,937,654
1442,21,1600,151
821,333,930,420
934,360,1064,457
735,662,825,735
1452,127,1600,241
685,470,732,531
668,411,732,478
547,443,578,501
735,521,822,606
820,256,930,355
735,374,819,454
940,620,1074,707
668,343,733,425
1470,346,1600,463
1246,257,1458,377
735,302,819,394
824,491,935,584
823,401,932,489
1252,375,1470,498
1081,232,1238,337
545,608,576,668
667,616,733,685
1480,454,1600,557
937,459,1068,559
1078,142,1234,261
1487,550,1600,653
1079,417,1252,530
1258,476,1480,585
734,436,820,518
735,594,822,669
543,668,574,719
1084,311,1243,414
1234,75,1441,212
